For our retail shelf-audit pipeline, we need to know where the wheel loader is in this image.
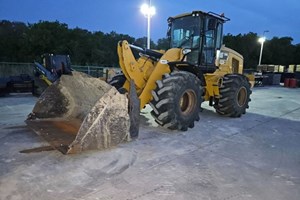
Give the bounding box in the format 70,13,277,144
110,10,252,131
25,10,251,154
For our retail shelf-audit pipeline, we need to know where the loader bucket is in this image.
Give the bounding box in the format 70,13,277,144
25,72,139,154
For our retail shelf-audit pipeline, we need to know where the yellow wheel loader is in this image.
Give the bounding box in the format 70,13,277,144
110,11,252,131
25,10,251,154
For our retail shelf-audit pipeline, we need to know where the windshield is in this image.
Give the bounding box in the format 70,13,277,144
170,16,201,49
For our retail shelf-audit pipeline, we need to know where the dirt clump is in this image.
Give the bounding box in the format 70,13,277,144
31,71,112,120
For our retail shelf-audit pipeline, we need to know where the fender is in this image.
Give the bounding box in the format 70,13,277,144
167,61,206,86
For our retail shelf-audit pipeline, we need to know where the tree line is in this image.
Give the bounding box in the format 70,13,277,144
223,33,300,68
0,20,299,69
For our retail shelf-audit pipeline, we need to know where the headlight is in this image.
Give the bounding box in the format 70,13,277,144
219,51,229,60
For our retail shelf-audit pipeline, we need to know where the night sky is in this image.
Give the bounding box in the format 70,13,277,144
0,0,299,44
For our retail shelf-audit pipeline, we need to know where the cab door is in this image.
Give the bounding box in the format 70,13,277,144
200,18,223,73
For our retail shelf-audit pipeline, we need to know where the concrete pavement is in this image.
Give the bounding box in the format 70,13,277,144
0,87,299,200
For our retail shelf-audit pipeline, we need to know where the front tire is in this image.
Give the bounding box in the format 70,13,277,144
214,74,251,117
150,71,203,131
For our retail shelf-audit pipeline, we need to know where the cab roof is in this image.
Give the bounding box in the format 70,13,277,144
169,10,230,23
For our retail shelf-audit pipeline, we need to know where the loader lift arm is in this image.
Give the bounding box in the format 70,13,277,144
117,40,186,109
128,43,163,61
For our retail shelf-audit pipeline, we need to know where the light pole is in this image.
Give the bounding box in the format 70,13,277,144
140,0,156,49
258,30,269,66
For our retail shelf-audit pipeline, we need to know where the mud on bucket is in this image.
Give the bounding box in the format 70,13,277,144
25,72,139,154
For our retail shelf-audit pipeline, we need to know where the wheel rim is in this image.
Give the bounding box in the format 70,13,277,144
237,87,247,107
180,89,197,116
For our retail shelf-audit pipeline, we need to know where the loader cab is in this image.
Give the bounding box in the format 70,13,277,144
168,11,228,73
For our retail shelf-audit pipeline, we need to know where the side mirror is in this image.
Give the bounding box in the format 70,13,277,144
208,18,217,30
182,48,192,55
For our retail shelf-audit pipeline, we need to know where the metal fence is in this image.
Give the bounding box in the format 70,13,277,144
72,65,105,78
72,65,121,81
0,62,34,77
0,62,121,80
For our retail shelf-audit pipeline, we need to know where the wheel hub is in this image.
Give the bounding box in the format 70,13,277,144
180,89,196,116
237,87,247,107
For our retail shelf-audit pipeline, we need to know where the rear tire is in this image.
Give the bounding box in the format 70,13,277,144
150,71,203,131
214,74,251,117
